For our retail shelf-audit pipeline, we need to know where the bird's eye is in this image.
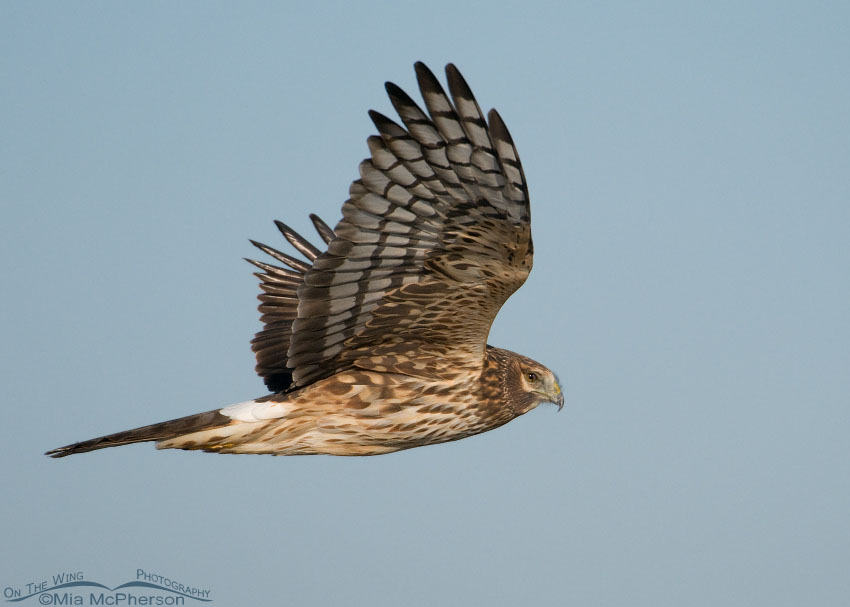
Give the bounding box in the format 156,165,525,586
526,372,538,383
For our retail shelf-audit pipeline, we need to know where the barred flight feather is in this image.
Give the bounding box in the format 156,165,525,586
254,62,532,389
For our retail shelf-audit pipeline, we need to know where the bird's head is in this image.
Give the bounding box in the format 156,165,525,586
492,348,564,415
516,361,563,413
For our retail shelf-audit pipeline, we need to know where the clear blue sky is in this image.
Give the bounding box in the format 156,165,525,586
2,2,848,605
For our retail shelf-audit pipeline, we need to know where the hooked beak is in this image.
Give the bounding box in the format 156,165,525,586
555,375,564,411
550,378,564,411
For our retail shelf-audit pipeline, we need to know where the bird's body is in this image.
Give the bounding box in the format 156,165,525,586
47,63,563,459
161,347,523,456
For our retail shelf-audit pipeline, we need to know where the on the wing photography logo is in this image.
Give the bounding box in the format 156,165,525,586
4,569,212,605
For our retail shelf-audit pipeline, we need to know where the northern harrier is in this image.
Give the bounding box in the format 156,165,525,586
47,63,563,458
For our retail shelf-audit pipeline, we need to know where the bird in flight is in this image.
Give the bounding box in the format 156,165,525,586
47,62,563,458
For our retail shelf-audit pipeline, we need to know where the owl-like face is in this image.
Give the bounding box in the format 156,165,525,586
503,353,563,415
519,363,563,410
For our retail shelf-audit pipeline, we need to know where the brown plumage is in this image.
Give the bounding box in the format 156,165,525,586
46,62,562,459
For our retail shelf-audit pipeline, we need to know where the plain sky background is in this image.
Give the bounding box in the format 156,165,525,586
2,2,848,605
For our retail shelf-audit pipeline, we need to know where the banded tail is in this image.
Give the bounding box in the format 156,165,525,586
47,215,330,459
45,410,233,458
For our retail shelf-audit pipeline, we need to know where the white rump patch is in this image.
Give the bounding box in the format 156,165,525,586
220,400,291,422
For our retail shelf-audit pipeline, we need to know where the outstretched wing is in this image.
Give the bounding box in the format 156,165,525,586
253,62,532,391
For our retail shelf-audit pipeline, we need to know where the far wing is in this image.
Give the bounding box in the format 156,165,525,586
248,215,334,393
283,63,533,387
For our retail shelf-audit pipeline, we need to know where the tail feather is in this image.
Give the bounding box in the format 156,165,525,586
45,410,232,458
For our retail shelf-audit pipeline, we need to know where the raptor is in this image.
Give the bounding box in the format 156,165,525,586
47,62,562,458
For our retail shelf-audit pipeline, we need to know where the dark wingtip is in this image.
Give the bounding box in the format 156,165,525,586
487,108,514,145
367,108,385,125
445,63,477,105
250,239,311,272
369,109,399,133
273,220,323,261
414,61,440,87
308,214,334,244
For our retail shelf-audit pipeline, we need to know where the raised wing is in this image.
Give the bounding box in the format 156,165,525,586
252,63,532,391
